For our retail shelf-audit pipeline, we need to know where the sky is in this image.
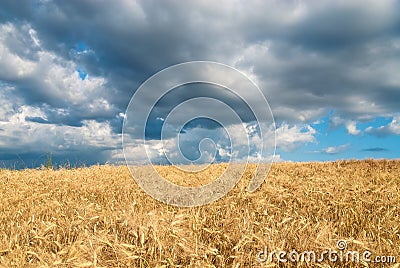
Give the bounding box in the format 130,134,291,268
0,0,399,168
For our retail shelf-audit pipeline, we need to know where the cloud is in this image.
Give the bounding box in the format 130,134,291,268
345,121,361,136
122,120,314,165
0,22,118,123
0,21,125,166
362,147,388,152
0,109,121,167
0,1,399,165
329,116,361,135
322,144,349,155
366,116,400,137
2,0,400,123
275,123,316,151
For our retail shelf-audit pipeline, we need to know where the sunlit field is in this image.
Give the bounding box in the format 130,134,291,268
0,160,399,267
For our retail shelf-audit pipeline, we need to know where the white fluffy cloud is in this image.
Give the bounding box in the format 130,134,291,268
0,104,120,152
330,116,361,135
366,116,400,136
275,123,316,152
345,121,361,136
322,144,349,154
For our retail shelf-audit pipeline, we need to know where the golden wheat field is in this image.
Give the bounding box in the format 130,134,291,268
0,160,399,267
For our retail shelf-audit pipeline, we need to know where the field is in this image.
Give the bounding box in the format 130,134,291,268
0,160,399,267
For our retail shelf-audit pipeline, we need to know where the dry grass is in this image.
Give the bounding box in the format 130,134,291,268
0,159,399,267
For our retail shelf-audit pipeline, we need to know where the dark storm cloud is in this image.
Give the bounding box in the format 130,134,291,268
2,0,400,123
144,83,258,139
287,2,400,51
236,1,400,122
2,0,232,128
